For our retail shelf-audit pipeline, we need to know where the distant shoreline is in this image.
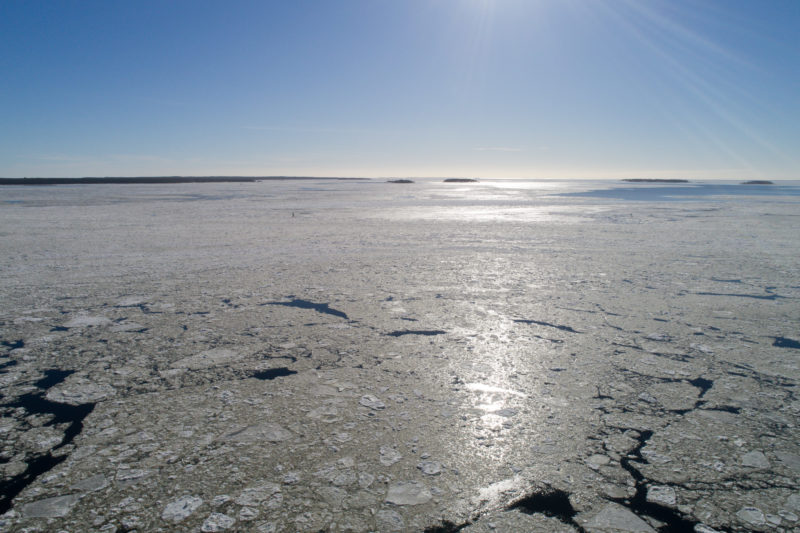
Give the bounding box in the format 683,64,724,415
0,176,369,186
621,178,690,183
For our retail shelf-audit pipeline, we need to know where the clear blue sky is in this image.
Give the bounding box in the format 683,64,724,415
1,0,798,179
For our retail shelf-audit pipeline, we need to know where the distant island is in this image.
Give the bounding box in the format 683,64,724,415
443,178,479,183
0,176,367,186
387,179,414,184
741,180,774,185
622,179,689,183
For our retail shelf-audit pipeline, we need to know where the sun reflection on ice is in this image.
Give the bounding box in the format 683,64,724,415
466,382,527,429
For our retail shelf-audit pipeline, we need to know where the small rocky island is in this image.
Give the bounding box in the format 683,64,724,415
387,179,414,184
443,178,479,183
741,180,774,185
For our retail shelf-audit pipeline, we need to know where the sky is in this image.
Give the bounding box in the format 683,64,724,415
1,0,798,180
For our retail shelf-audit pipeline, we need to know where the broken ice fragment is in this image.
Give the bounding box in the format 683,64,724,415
694,525,721,533
376,509,405,531
332,471,357,486
646,485,676,507
385,481,433,505
380,446,403,466
234,484,281,507
21,494,81,518
201,512,236,532
586,454,611,469
211,495,231,507
238,506,259,521
307,405,341,423
637,392,657,404
736,507,765,527
690,343,713,354
71,474,108,492
171,348,245,370
358,472,375,488
46,380,115,405
115,468,152,487
221,423,291,443
417,461,443,475
785,493,800,512
117,296,145,307
360,394,386,410
64,315,111,328
741,450,770,469
282,472,300,484
641,449,672,464
586,502,656,532
315,486,347,506
161,495,203,523
334,431,352,442
775,451,800,473
21,426,62,451
110,321,146,332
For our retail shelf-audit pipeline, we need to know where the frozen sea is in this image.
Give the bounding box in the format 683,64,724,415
1,178,799,532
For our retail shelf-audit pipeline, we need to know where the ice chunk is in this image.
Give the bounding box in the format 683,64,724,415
211,495,231,507
238,506,259,521
71,474,108,492
776,451,800,473
171,348,245,370
586,454,611,469
690,343,713,354
417,461,443,475
380,446,402,466
586,502,656,532
115,468,152,487
786,493,800,512
161,495,203,523
386,481,432,505
638,392,657,404
21,494,81,518
307,405,341,423
221,423,291,443
741,450,770,469
234,484,281,507
46,380,115,405
360,394,386,410
282,472,301,485
736,507,765,527
376,509,405,531
201,512,236,532
646,485,676,507
64,315,111,328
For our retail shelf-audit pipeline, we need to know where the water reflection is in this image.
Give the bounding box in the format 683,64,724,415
371,206,588,222
466,383,526,429
560,182,800,201
465,382,528,397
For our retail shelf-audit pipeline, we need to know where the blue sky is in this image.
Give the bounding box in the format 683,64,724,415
1,0,798,179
